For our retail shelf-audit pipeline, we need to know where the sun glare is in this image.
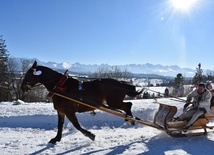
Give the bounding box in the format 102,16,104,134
171,0,197,11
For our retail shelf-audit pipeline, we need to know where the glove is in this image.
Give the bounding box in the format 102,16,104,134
186,98,191,103
183,99,191,111
183,102,190,110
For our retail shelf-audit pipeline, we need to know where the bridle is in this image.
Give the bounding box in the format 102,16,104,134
23,67,60,90
23,67,68,92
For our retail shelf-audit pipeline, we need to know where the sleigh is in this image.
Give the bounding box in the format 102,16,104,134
53,90,214,138
154,104,214,137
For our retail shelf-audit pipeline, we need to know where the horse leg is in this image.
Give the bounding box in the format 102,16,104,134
66,112,95,141
123,102,135,125
108,101,133,117
123,102,133,117
49,112,65,144
107,100,134,125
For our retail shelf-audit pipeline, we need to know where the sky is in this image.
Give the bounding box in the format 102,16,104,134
1,0,214,70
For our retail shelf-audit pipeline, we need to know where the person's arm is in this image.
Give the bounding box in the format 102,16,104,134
183,90,197,111
186,90,197,101
199,91,214,116
198,91,212,108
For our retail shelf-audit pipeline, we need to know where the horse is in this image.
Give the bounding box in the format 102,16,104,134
21,61,143,144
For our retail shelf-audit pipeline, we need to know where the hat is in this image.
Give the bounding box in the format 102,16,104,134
198,82,205,87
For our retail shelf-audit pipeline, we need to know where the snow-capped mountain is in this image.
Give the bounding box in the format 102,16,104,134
27,59,197,77
12,57,206,77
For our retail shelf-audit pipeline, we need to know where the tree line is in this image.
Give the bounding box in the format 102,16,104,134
0,36,49,102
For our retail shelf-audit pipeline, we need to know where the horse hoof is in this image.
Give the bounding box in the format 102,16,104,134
49,138,59,144
49,140,56,144
125,119,135,125
131,121,135,125
89,133,95,141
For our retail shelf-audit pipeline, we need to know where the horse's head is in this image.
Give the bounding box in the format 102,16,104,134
21,61,44,92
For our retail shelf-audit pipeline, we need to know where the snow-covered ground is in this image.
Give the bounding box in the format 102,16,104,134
1,98,214,155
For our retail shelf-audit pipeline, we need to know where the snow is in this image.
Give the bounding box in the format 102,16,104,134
62,62,72,69
1,98,214,155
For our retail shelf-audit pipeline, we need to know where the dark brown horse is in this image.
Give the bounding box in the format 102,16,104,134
21,61,142,144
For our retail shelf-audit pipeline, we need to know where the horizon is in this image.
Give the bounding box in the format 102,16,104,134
16,56,199,70
1,0,214,70
16,57,199,78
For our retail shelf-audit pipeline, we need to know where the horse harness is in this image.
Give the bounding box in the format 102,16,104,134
48,70,84,111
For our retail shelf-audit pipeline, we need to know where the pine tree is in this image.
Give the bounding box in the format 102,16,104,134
0,35,10,101
173,73,184,96
192,63,203,85
174,73,184,87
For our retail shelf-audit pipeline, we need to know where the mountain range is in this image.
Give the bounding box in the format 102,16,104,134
12,57,212,77
26,58,201,77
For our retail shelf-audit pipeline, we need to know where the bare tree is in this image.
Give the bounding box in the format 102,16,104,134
19,59,49,102
20,58,32,73
7,58,18,100
90,66,132,80
6,58,31,100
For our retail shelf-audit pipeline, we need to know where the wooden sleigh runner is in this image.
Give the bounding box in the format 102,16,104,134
154,104,214,137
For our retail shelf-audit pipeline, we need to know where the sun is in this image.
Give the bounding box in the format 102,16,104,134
171,0,197,11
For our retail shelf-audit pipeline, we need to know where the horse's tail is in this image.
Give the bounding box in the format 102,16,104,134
121,81,144,97
126,88,144,97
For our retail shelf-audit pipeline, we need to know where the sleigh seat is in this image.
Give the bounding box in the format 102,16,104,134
167,107,214,128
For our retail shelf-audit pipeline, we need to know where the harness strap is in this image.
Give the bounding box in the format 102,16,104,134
49,70,68,98
78,81,83,100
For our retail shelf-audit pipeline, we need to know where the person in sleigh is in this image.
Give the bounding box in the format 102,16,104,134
176,82,214,129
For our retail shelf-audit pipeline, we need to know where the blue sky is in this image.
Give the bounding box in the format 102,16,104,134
1,0,214,70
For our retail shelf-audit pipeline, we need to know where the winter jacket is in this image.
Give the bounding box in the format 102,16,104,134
187,88,214,116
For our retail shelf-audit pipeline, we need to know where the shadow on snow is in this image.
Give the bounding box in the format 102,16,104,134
0,110,149,130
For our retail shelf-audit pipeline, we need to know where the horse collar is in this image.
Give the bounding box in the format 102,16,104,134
48,74,68,98
55,75,68,91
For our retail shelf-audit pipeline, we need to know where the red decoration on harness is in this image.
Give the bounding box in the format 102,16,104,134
55,75,68,91
49,70,68,98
